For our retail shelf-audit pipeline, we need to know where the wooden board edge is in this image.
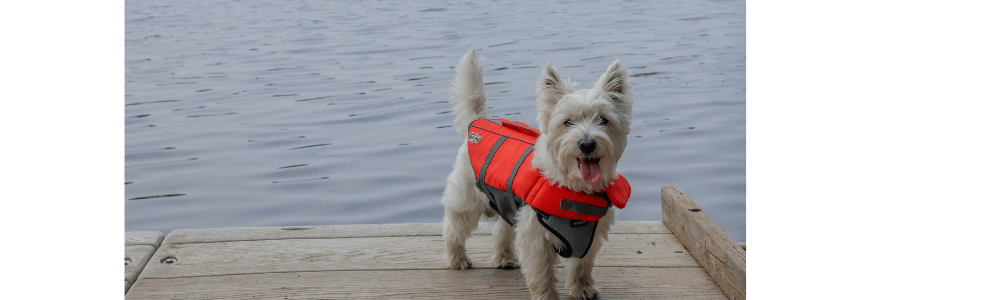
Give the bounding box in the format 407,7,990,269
125,245,157,285
125,231,164,248
162,223,458,244
661,185,746,300
161,221,670,244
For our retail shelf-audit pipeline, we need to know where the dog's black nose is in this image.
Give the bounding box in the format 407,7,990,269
578,139,597,155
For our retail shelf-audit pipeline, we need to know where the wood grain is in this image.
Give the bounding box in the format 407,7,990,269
126,231,164,247
127,221,724,299
125,245,156,285
127,267,727,300
126,231,164,295
162,221,670,244
611,221,674,234
141,233,698,279
661,185,746,300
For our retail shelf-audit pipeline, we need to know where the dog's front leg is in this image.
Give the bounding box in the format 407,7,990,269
516,209,561,300
566,210,615,300
492,219,520,269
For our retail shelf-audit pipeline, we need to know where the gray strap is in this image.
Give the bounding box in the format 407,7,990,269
507,144,534,200
479,136,507,182
559,199,608,217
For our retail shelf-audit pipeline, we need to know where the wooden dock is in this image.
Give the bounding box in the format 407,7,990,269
124,186,746,299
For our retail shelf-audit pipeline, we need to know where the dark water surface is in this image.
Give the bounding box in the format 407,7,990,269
125,0,745,241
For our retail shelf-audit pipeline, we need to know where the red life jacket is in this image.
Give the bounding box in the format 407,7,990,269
467,118,631,258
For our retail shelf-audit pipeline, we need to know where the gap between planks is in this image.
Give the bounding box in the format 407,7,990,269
160,221,671,245
125,231,164,295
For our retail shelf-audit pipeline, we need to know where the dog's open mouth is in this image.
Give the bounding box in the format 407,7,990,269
577,157,602,184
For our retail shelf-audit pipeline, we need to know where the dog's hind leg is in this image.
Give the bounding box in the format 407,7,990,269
442,197,480,270
516,209,561,300
442,196,479,270
566,209,615,300
491,219,520,269
442,149,485,270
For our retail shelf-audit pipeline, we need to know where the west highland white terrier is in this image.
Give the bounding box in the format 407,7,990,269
441,46,634,300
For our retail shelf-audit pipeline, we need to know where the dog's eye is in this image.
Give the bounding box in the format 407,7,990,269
599,117,609,125
564,119,574,127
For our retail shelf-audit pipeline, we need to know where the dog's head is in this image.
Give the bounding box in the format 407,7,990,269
533,61,633,192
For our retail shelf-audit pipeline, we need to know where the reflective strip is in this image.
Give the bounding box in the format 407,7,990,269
559,199,608,217
478,136,507,186
507,144,533,201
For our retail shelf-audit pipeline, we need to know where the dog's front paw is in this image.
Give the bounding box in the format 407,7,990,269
568,279,601,300
446,255,473,270
493,257,520,270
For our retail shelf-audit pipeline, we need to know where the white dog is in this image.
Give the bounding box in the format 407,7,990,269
441,46,633,300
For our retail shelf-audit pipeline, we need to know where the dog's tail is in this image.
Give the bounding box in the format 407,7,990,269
451,46,489,138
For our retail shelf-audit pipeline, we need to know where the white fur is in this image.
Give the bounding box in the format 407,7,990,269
441,46,633,300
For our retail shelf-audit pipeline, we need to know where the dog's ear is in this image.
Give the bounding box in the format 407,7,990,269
594,60,632,104
537,63,574,105
536,63,575,129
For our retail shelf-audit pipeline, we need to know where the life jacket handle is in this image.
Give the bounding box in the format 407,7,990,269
500,119,540,136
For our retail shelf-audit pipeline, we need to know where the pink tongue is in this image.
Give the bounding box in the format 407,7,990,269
580,158,601,184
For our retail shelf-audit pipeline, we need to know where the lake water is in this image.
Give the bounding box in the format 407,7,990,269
125,0,745,241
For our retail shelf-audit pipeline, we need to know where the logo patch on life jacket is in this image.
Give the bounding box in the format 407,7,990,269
570,220,590,227
469,132,482,144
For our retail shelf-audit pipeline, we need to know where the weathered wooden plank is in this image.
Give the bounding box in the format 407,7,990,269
661,186,746,300
125,245,156,285
127,267,727,300
163,223,449,244
126,231,163,295
140,233,697,279
162,221,670,244
126,231,164,247
612,221,673,234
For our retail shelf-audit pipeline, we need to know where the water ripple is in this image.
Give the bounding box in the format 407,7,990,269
186,113,237,118
125,100,178,106
288,143,330,150
129,194,187,201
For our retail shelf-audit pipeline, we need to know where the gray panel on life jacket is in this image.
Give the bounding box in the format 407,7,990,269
479,182,524,226
532,206,599,259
